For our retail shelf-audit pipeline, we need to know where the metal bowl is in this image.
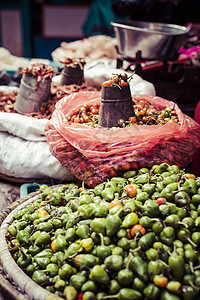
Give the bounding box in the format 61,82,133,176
111,20,190,61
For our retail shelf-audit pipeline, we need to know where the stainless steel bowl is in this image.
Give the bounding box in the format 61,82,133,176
111,20,190,61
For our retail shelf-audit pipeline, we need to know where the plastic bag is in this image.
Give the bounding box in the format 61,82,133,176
45,91,200,187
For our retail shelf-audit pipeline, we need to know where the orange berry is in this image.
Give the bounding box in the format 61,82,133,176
154,275,168,288
130,224,146,237
109,199,123,210
51,239,56,253
125,184,137,197
102,80,112,86
38,209,49,218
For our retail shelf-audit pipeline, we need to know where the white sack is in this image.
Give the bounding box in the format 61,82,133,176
0,47,51,71
0,112,74,182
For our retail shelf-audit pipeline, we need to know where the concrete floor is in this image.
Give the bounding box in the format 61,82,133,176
0,181,20,213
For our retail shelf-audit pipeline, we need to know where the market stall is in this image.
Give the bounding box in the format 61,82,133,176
0,42,155,185
0,20,200,300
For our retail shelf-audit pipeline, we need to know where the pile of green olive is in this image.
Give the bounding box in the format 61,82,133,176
6,163,200,300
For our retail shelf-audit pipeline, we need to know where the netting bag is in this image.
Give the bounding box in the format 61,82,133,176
45,91,200,187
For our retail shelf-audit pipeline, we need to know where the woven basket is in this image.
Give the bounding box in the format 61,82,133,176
0,186,65,300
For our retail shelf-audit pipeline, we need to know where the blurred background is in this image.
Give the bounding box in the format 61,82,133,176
1,0,199,60
0,0,94,60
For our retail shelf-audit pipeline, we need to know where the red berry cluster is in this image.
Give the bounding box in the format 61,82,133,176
67,100,179,127
102,73,129,87
67,103,100,126
20,63,57,80
127,100,179,126
59,57,86,68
